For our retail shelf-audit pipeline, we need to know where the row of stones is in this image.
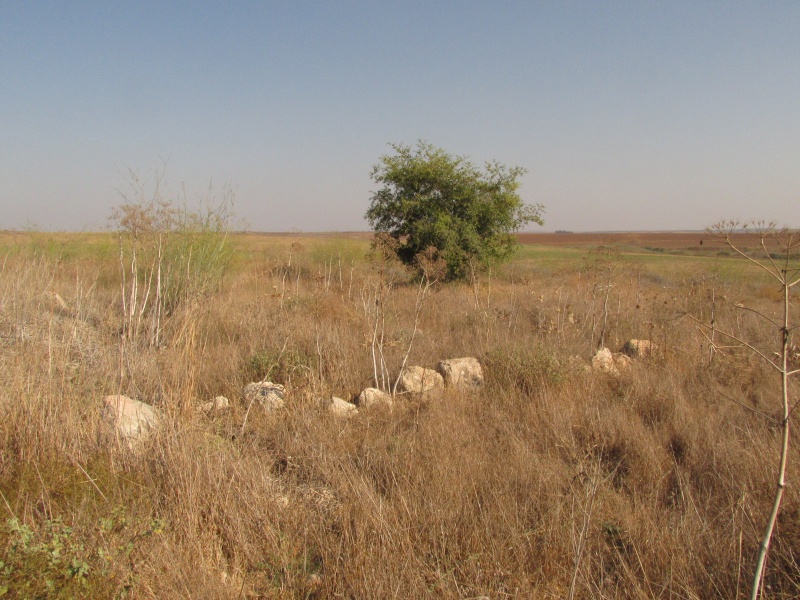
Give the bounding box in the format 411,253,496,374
247,357,485,418
101,357,484,447
102,340,656,447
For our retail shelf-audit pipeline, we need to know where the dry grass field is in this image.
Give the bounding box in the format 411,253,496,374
0,229,798,598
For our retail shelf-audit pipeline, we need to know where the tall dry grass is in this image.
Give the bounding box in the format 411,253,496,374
0,233,798,598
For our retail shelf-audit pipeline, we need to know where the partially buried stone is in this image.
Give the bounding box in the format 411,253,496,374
199,396,230,413
437,357,483,388
243,382,285,411
355,387,393,409
396,366,444,396
591,348,631,376
328,396,358,417
621,339,657,358
102,395,161,447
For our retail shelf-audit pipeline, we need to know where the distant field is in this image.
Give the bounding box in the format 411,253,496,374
518,231,712,249
0,230,775,279
241,230,762,253
0,229,760,251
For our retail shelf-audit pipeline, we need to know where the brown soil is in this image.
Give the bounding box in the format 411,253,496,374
515,231,760,250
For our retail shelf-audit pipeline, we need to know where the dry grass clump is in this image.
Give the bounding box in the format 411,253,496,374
0,232,798,598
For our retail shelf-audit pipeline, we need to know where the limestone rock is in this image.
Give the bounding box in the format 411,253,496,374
616,353,633,370
243,382,285,411
327,396,358,417
396,366,444,395
273,494,290,509
102,395,161,447
621,339,657,358
355,387,393,409
591,348,631,376
199,396,230,413
437,357,484,388
592,348,615,373
296,483,339,514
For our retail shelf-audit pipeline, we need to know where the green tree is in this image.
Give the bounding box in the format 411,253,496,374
365,141,544,280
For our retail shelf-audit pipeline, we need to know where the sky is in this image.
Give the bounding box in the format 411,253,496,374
1,1,798,233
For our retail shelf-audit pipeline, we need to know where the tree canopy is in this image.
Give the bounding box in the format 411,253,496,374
365,141,544,280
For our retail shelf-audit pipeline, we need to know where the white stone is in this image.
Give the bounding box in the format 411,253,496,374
199,395,230,413
101,395,161,447
355,388,393,409
592,348,632,376
327,396,358,417
396,366,444,395
437,357,484,388
243,382,285,411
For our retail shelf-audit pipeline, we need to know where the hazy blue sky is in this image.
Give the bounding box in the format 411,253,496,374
2,1,798,232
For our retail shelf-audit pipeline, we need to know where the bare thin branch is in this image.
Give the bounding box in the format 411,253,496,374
788,396,800,417
759,234,783,278
68,456,108,501
725,299,782,329
684,313,782,372
722,237,783,284
714,388,780,424
0,489,15,519
695,327,740,353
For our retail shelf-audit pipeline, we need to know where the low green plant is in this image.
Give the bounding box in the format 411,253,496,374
247,347,315,385
0,505,166,599
1,517,90,597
